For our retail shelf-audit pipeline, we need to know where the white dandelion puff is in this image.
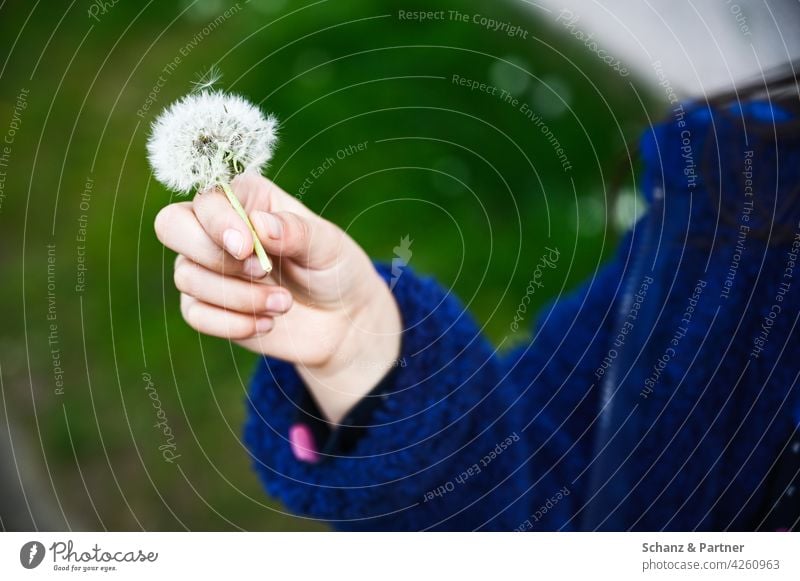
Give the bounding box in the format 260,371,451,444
146,89,279,272
147,90,278,193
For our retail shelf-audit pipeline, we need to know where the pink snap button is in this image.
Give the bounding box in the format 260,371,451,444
289,423,320,464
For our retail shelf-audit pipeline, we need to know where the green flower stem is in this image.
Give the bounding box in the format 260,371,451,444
220,181,272,273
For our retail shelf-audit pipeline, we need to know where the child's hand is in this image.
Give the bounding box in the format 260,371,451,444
154,172,402,422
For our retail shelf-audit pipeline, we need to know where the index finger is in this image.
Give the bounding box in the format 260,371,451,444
192,186,263,261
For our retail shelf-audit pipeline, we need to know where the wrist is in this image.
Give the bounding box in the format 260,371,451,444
296,269,402,424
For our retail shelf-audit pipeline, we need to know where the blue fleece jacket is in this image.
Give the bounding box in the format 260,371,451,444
244,100,800,531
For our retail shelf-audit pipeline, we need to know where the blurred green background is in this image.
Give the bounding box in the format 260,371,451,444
0,0,659,530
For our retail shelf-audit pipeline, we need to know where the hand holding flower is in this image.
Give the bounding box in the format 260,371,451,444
148,87,402,422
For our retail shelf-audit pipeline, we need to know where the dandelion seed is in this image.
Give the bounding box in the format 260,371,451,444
191,65,223,93
147,88,279,272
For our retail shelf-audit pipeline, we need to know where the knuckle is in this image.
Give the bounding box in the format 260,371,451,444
287,214,310,247
298,218,311,244
256,288,273,312
173,263,193,294
229,319,256,340
179,296,197,328
153,205,175,243
186,303,216,336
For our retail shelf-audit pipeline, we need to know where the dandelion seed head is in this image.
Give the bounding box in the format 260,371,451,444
147,90,279,194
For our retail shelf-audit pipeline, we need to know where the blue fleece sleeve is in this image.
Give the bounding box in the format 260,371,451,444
243,260,586,530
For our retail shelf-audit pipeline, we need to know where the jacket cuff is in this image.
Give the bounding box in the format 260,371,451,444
243,261,494,521
290,360,403,461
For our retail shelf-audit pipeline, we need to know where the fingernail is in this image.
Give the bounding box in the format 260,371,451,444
256,212,282,239
289,423,320,464
243,256,267,278
255,318,273,334
265,292,291,312
223,229,244,258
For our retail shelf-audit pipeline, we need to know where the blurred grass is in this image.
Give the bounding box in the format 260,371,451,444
0,0,658,530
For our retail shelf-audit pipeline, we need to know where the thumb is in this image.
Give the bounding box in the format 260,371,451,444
250,210,343,269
